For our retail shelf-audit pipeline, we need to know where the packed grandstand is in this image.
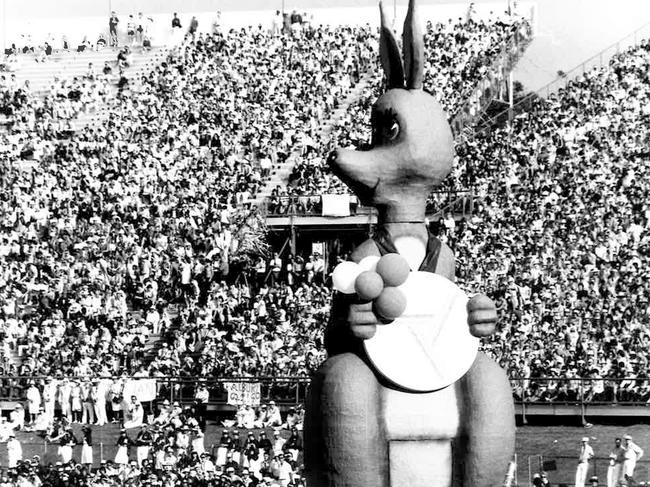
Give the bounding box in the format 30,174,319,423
0,3,649,486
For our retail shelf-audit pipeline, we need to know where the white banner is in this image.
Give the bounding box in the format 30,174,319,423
122,379,157,402
224,382,261,406
311,242,324,256
321,194,350,217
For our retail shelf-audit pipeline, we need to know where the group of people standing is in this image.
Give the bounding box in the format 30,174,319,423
23,379,146,432
574,435,644,486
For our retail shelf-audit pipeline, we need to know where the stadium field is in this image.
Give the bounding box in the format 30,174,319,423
516,424,650,485
6,422,650,484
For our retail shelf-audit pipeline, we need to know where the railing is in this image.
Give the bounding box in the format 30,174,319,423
427,189,475,220
260,194,370,218
510,376,650,427
260,189,475,219
0,376,311,408
157,377,311,407
450,19,534,137
4,376,650,411
474,20,650,133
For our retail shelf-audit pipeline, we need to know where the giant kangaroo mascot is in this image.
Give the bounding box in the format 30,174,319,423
304,1,515,486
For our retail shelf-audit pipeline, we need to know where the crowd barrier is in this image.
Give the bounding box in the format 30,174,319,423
260,189,475,220
2,376,650,409
0,377,311,413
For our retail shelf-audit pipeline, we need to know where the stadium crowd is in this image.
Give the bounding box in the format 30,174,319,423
1,398,307,486
0,8,529,392
450,39,650,404
3,2,648,418
0,17,375,385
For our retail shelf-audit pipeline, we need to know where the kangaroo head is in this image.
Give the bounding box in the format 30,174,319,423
329,0,454,222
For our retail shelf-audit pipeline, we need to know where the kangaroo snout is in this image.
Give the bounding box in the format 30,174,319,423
328,148,379,203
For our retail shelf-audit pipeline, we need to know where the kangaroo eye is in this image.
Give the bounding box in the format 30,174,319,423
385,120,400,141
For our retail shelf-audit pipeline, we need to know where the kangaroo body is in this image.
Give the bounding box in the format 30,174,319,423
305,351,513,487
306,233,514,486
304,1,515,485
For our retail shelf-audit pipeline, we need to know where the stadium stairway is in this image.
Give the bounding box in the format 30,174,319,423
70,47,170,131
252,71,376,205
12,47,165,95
11,47,169,130
142,305,182,364
5,349,22,369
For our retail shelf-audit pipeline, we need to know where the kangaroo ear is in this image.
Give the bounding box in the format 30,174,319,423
402,0,424,89
379,0,405,89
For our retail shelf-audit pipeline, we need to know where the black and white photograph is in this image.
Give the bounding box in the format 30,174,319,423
0,0,650,485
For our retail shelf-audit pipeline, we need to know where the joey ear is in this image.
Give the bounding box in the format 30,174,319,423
402,0,424,90
379,0,405,89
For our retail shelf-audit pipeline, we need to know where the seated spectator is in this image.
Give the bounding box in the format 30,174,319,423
265,401,282,428
123,396,145,429
8,405,24,431
77,36,92,52
24,407,49,433
96,34,108,49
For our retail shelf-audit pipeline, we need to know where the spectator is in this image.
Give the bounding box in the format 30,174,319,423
6,433,22,468
109,11,120,47
115,428,132,465
608,437,625,487
623,434,644,485
123,395,145,428
80,425,93,466
187,16,199,42
171,13,182,42
25,381,40,424
127,15,137,46
135,424,154,466
136,12,145,45
58,427,77,464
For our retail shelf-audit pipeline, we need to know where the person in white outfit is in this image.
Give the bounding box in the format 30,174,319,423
265,401,282,428
109,379,124,424
9,405,24,431
92,381,108,426
25,382,41,424
115,429,131,465
191,428,205,456
135,425,153,466
81,380,95,425
272,429,286,458
43,378,57,425
80,426,93,466
70,381,83,423
623,434,644,484
58,428,77,464
607,437,625,487
57,379,72,421
123,396,144,429
7,434,22,468
575,437,594,487
25,407,49,433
